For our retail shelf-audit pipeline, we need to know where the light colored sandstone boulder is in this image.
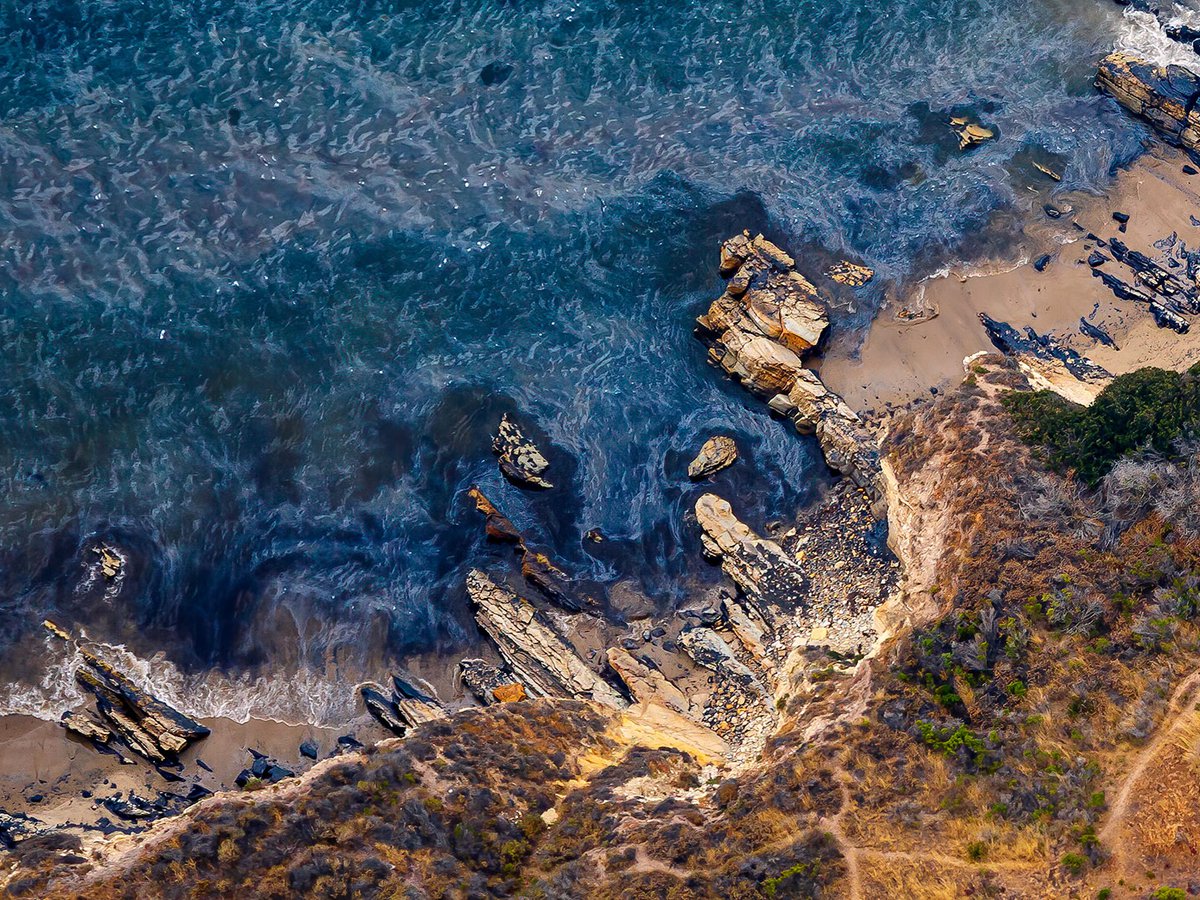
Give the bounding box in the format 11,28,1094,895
687,436,738,479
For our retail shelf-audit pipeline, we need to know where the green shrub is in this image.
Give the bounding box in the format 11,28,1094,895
1061,851,1087,875
1149,888,1187,900
1003,365,1200,485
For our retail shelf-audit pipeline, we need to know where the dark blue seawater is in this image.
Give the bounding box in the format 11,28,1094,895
0,0,1157,720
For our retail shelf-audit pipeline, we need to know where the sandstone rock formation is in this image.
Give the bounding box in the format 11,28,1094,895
687,435,738,479
492,414,553,489
695,492,806,621
60,710,112,744
466,570,626,708
605,646,694,717
1097,52,1200,152
44,622,211,764
696,232,883,501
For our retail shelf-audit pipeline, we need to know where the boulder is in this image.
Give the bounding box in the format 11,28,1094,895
467,486,522,543
45,624,210,764
950,116,995,150
491,683,527,703
466,570,626,708
827,261,874,286
687,436,738,479
457,658,517,705
492,414,553,489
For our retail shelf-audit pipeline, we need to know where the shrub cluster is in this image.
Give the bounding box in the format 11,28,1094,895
1002,365,1200,485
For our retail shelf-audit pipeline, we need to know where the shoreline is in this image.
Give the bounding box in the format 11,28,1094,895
819,144,1200,414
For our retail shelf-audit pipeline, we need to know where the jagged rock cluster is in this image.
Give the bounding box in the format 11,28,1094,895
1097,52,1200,152
978,315,1114,406
1089,235,1199,334
695,231,883,501
45,621,209,767
361,675,447,737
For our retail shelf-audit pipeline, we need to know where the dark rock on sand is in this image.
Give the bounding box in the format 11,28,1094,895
299,740,319,760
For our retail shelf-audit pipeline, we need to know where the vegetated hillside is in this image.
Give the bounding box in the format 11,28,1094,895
10,356,1200,900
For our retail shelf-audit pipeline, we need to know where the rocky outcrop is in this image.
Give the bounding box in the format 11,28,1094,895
44,623,210,764
493,414,553,489
60,711,112,744
694,493,805,621
391,675,447,728
696,232,882,501
467,486,522,543
465,486,598,613
605,647,694,717
466,570,627,708
687,436,738,479
678,627,761,692
1097,52,1200,152
978,314,1112,406
361,684,408,736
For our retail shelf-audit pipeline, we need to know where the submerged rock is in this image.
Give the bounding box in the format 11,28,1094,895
687,436,738,480
827,261,874,286
492,414,553,489
466,570,626,708
950,115,995,150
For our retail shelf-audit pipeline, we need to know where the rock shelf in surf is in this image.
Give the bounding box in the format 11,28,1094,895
45,621,209,766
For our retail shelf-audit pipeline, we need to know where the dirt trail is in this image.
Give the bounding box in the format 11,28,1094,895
1098,667,1200,870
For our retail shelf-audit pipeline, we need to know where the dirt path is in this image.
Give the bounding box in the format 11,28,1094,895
1098,667,1200,871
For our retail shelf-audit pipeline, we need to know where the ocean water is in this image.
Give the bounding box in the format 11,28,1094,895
0,0,1175,722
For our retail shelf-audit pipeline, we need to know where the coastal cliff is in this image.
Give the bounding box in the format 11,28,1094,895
14,29,1200,900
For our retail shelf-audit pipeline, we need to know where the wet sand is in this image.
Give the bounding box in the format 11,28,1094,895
820,145,1200,412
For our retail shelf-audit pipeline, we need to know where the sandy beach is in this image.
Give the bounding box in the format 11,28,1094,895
820,145,1200,412
0,712,394,838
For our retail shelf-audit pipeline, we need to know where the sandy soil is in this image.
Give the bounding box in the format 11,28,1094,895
819,145,1200,412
